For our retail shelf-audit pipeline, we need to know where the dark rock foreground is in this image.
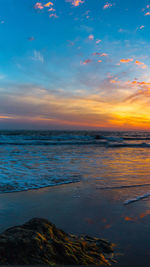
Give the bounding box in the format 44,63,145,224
0,218,116,265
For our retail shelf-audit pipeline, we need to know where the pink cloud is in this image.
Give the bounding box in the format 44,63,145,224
82,59,92,65
145,12,150,16
66,0,85,7
103,3,113,9
96,40,102,44
101,53,108,57
34,2,44,9
88,34,94,40
92,52,101,56
48,8,55,11
49,13,58,18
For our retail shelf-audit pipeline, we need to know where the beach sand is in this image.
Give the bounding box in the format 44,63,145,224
0,181,150,266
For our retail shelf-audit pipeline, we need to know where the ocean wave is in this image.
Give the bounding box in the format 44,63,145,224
0,131,150,147
1,140,150,148
0,140,108,146
107,142,150,148
0,178,81,194
96,184,150,190
124,192,150,205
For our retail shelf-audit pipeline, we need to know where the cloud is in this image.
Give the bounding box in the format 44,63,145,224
49,13,58,18
2,78,150,130
28,36,35,41
142,5,150,12
123,80,150,103
135,60,147,69
32,50,44,63
92,52,108,57
82,59,92,65
136,25,145,31
103,3,113,9
92,52,101,56
44,2,54,7
88,34,94,40
79,25,93,33
0,82,117,129
101,53,108,57
96,40,102,44
34,2,44,9
110,79,118,83
145,12,150,16
131,81,150,86
48,8,55,12
65,0,85,7
120,58,133,63
34,1,57,17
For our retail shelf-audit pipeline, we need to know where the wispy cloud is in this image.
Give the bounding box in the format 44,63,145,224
135,60,147,69
92,52,101,56
49,13,58,18
92,52,108,57
32,50,44,63
81,59,92,65
96,40,102,44
103,3,113,9
48,8,55,12
28,36,35,41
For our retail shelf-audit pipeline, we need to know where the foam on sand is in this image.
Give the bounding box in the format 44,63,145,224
124,192,150,205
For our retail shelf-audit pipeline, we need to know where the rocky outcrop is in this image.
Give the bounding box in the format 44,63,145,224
0,218,116,265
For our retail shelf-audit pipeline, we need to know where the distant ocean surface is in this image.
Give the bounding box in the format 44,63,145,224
1,130,150,202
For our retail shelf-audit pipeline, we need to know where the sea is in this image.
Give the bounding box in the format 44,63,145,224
0,130,150,205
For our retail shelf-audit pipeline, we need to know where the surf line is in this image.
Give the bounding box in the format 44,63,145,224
124,192,150,205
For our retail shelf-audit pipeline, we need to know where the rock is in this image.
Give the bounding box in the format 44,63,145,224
95,135,101,139
0,218,115,265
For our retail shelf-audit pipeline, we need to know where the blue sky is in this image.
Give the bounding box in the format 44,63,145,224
1,0,150,129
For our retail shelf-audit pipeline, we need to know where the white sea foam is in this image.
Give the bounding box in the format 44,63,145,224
96,184,150,190
0,130,150,193
107,142,150,148
124,193,150,205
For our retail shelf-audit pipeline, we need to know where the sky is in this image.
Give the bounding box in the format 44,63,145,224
1,0,150,130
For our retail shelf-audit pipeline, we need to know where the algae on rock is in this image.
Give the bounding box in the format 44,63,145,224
0,218,116,265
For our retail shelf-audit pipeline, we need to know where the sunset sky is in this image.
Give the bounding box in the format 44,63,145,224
1,0,150,129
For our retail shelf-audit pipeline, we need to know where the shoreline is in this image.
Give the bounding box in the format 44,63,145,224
0,181,150,266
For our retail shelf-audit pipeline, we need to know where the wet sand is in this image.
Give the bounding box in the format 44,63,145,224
0,181,150,266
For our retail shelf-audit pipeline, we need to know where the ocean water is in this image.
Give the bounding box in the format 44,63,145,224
1,130,150,204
